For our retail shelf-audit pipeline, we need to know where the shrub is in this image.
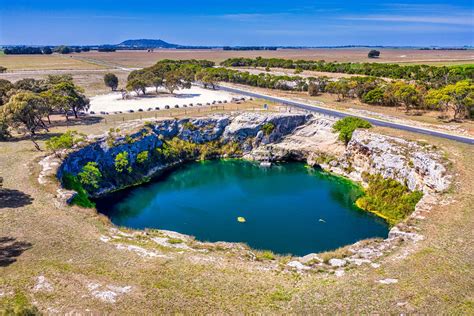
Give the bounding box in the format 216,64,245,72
46,130,84,153
136,150,149,164
356,174,423,225
333,116,372,144
62,174,95,208
103,73,119,91
115,151,130,173
362,87,385,105
261,122,275,136
256,250,275,261
167,238,183,244
78,162,102,189
308,82,319,96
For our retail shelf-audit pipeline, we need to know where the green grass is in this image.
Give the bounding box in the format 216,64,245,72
62,173,95,208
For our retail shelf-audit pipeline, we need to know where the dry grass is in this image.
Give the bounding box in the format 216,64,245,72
0,54,107,71
0,70,129,97
75,49,474,68
0,99,473,313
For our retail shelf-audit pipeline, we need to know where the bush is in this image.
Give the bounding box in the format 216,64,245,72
356,174,423,225
256,250,275,261
45,130,84,153
104,73,119,91
136,150,149,164
333,117,372,144
368,50,381,58
261,122,275,136
78,162,102,189
62,174,95,208
362,87,385,105
308,82,319,96
115,151,130,173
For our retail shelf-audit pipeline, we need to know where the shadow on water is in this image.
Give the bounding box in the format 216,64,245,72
0,188,33,209
0,237,32,267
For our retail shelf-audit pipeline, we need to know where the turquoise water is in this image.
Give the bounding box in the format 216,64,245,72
95,160,388,256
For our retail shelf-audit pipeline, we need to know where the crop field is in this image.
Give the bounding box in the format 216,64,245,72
73,49,474,68
0,54,107,71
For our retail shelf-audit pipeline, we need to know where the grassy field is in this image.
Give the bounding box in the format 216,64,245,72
0,70,129,97
73,49,474,68
0,101,472,313
0,54,107,71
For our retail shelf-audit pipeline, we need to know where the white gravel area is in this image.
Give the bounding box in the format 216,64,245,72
88,86,243,114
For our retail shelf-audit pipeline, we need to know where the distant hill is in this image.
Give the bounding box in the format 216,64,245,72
117,39,179,49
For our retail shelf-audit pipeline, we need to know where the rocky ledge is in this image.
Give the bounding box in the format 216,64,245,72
39,112,452,272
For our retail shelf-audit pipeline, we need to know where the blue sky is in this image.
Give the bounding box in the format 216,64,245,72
0,0,473,46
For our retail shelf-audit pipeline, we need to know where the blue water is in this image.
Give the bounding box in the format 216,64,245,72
95,160,388,256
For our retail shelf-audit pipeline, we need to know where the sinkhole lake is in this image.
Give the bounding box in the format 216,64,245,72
95,160,389,256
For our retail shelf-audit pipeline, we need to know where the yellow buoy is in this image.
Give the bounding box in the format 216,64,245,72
237,216,246,223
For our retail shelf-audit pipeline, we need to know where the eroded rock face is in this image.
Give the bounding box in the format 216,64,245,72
342,130,450,193
54,112,450,198
56,113,311,196
222,112,310,144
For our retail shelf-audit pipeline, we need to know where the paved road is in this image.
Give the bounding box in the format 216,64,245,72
218,85,474,145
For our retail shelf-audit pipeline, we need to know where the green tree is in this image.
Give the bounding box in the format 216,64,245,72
42,82,89,119
362,87,385,105
333,116,372,144
115,151,130,173
104,73,119,91
0,79,13,105
392,82,422,113
126,78,147,96
42,46,53,54
78,162,102,189
368,50,380,58
425,80,474,120
1,92,50,150
136,150,149,164
56,45,72,54
164,71,182,94
13,78,47,93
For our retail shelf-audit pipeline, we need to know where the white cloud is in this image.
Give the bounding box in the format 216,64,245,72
341,14,473,26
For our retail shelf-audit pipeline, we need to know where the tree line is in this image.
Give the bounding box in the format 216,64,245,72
128,60,473,120
220,57,474,87
124,59,215,95
195,67,474,120
0,75,89,149
3,46,93,55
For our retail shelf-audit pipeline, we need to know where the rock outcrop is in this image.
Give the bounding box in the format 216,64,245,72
54,112,450,197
